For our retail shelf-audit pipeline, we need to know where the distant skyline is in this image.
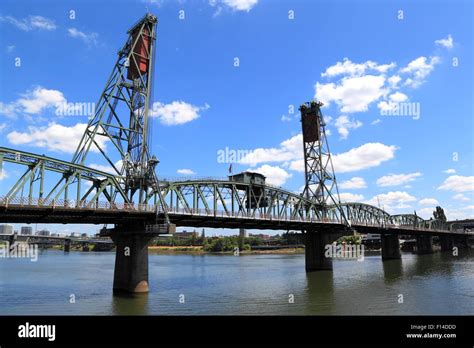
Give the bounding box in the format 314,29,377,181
0,0,473,235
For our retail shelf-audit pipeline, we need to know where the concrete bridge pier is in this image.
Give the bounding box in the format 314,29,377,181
457,235,470,249
8,234,16,246
416,235,433,254
64,239,70,252
110,224,157,294
439,235,454,252
381,234,401,260
305,231,333,271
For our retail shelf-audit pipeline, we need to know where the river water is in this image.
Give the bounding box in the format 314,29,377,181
0,249,472,315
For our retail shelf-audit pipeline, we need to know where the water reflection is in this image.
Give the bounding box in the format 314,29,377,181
1,250,472,315
303,270,334,314
112,292,149,315
382,258,403,283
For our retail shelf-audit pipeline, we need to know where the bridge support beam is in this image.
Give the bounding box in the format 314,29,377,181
416,235,433,254
381,234,401,260
305,232,332,271
110,224,156,294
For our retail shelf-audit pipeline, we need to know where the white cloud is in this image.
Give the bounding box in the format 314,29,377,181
388,75,402,89
318,53,441,117
0,102,18,117
321,58,395,78
289,142,397,174
67,28,98,46
376,92,410,113
7,123,108,154
377,101,396,113
332,143,397,173
435,35,454,49
177,169,196,175
417,207,435,219
240,133,396,175
339,192,364,202
389,92,408,103
0,86,66,118
240,133,302,167
209,0,258,12
376,172,422,187
418,205,472,220
18,87,66,114
251,164,292,186
444,205,474,220
400,56,440,88
371,119,381,125
0,168,7,181
89,160,123,175
419,198,439,206
438,175,474,193
365,191,416,212
316,74,387,113
150,101,209,126
443,168,456,174
334,115,362,139
452,193,470,202
339,177,367,189
0,15,56,31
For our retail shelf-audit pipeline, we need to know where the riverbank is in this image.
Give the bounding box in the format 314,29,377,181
148,245,305,254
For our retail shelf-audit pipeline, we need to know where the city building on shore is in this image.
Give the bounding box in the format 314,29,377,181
20,226,33,235
37,230,50,236
0,224,14,235
249,233,271,240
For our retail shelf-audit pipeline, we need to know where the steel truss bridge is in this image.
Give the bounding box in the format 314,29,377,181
1,13,472,293
0,148,464,236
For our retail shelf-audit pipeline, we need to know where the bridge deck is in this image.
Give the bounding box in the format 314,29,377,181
1,201,471,237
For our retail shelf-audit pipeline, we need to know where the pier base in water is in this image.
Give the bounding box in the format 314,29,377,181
416,235,434,254
440,235,454,252
64,239,70,252
305,232,333,271
110,224,156,294
381,234,401,260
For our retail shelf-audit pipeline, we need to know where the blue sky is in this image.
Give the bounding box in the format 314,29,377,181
0,0,473,235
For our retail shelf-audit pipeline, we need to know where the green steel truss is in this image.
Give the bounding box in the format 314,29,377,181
72,13,160,205
299,101,348,225
0,147,129,207
0,147,450,231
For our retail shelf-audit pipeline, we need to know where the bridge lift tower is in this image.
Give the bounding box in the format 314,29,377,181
74,13,169,293
299,101,349,271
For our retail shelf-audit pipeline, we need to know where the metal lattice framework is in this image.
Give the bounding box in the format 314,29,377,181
299,101,347,224
0,148,453,233
0,148,129,208
71,13,163,206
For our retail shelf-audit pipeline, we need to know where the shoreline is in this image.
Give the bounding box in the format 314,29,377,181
147,246,305,255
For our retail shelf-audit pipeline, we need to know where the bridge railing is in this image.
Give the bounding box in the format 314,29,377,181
0,196,156,212
160,206,344,224
0,195,456,232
